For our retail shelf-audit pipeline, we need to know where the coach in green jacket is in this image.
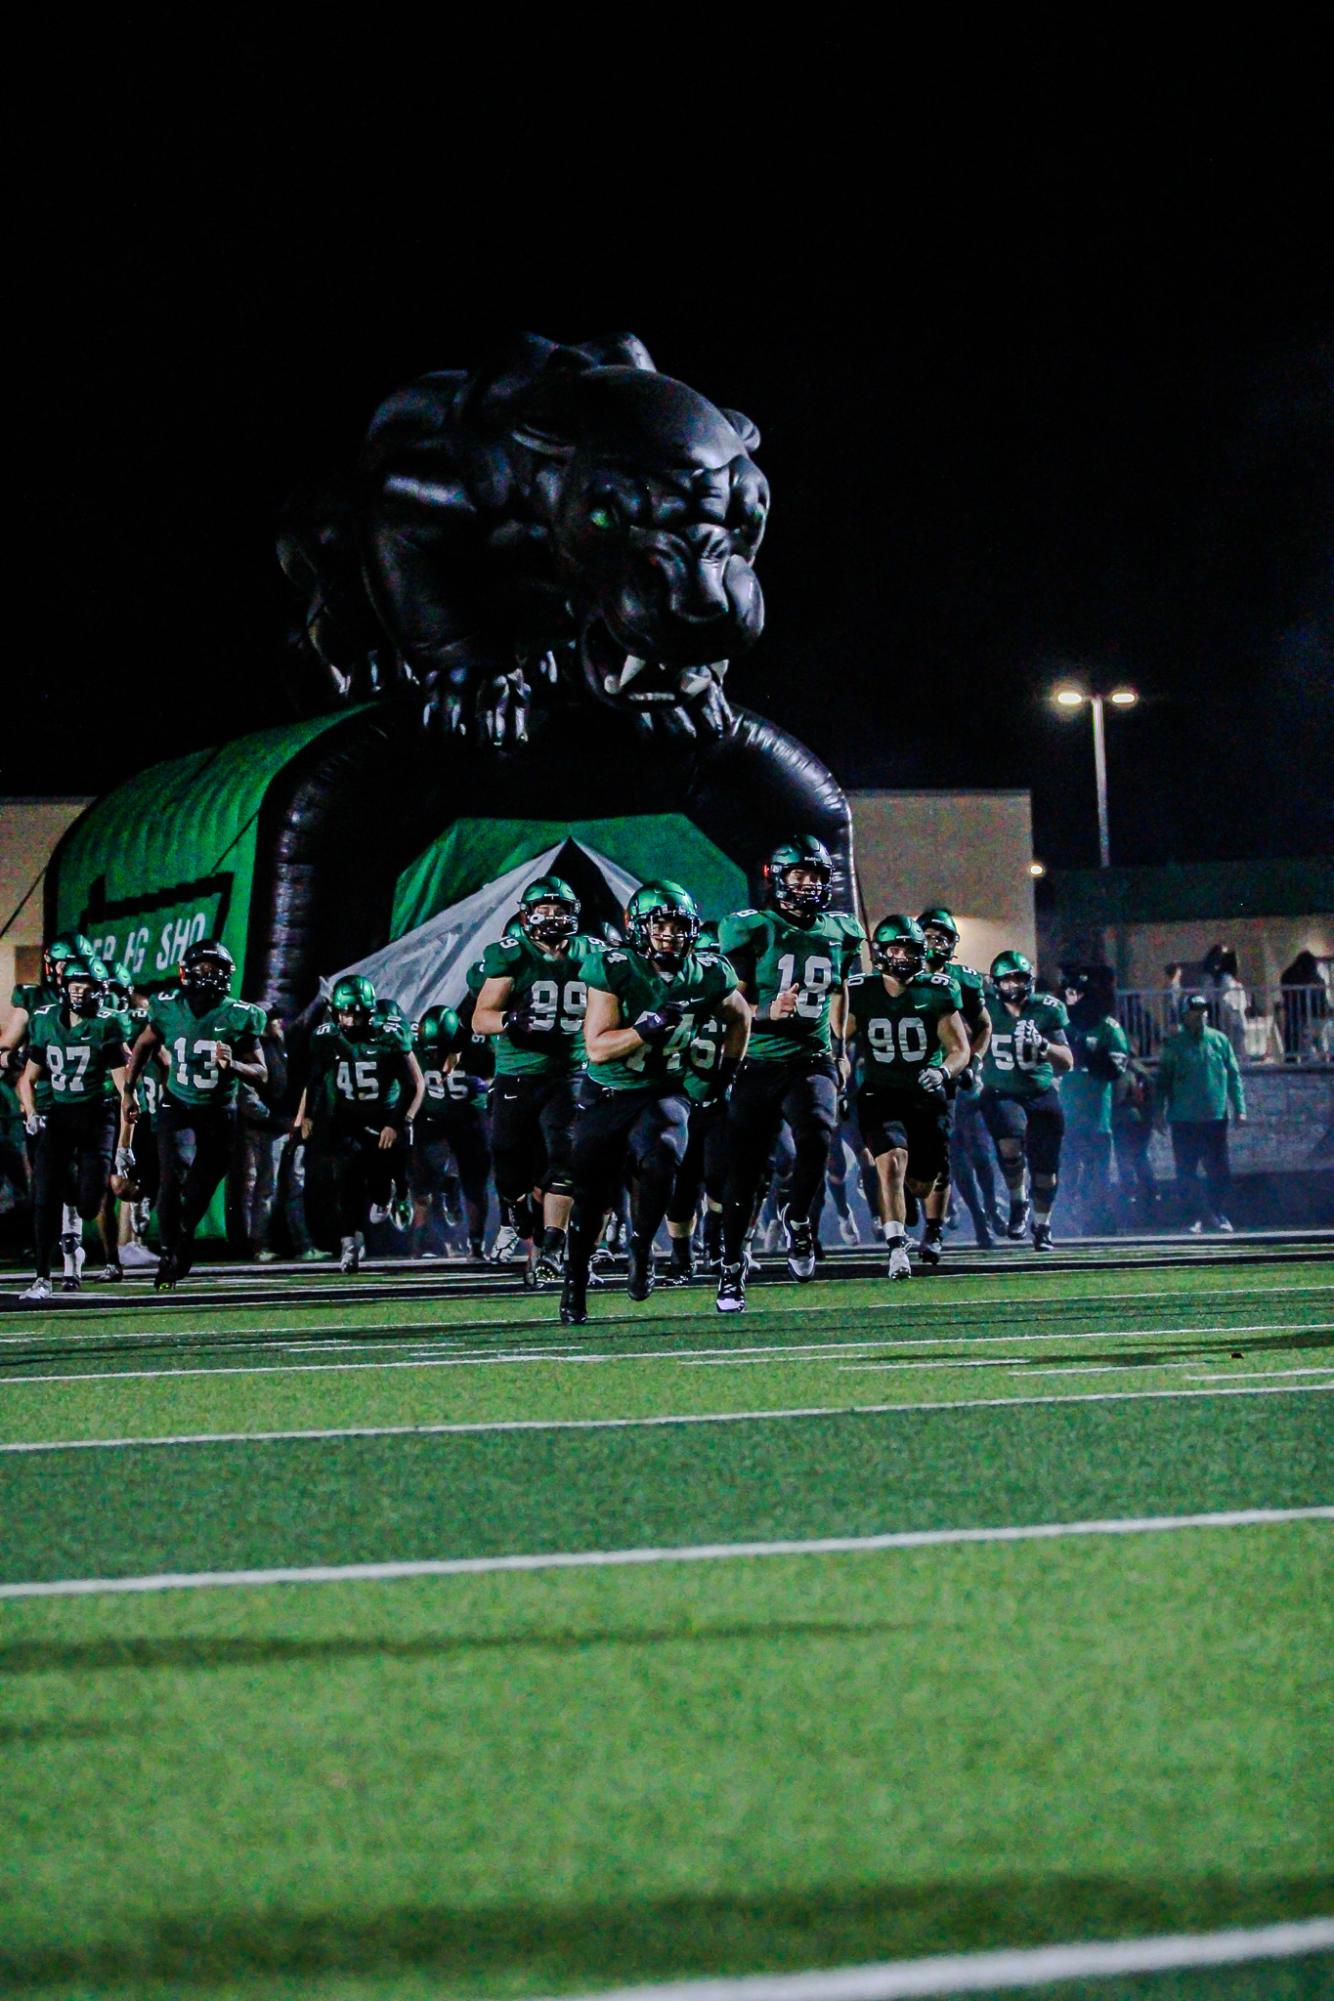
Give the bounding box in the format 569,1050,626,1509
1155,993,1247,1233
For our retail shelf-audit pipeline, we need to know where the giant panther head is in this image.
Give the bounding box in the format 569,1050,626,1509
514,366,768,732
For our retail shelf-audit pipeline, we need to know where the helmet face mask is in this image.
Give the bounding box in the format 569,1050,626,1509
917,909,959,968
991,950,1034,1005
331,974,376,1032
765,838,834,921
519,876,581,947
626,882,700,969
61,962,101,1017
181,939,235,1001
872,915,926,984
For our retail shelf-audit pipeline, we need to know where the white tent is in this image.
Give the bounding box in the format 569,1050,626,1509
324,842,643,1021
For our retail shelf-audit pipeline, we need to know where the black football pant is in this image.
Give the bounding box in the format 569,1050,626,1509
156,1097,236,1271
722,1056,840,1264
413,1108,492,1244
489,1073,578,1233
307,1127,404,1243
567,1082,692,1283
666,1099,730,1228
32,1102,117,1278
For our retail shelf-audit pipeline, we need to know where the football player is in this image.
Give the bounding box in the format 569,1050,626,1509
663,920,733,1283
296,976,424,1272
474,878,594,1282
979,951,1074,1250
846,916,969,1280
0,933,96,1084
561,883,748,1324
1060,968,1130,1235
915,906,993,1260
109,974,166,1272
16,958,129,1298
122,940,268,1288
716,837,864,1311
412,1005,492,1259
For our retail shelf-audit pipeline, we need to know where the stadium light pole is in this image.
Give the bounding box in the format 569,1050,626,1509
1052,684,1138,868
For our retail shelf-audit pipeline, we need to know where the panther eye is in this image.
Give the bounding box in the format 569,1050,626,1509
588,505,617,532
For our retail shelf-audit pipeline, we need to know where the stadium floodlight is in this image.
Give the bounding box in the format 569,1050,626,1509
1048,680,1139,868
1029,861,1047,878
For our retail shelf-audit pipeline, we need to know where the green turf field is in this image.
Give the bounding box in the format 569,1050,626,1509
1,1252,1331,1999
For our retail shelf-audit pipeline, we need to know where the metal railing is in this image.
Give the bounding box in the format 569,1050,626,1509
1115,985,1333,1065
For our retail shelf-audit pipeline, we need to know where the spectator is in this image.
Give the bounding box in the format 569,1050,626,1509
1155,992,1247,1233
1212,948,1249,1061
1111,1054,1158,1223
1061,969,1129,1235
1280,950,1330,1062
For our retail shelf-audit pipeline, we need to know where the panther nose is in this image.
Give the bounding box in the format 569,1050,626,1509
676,557,730,624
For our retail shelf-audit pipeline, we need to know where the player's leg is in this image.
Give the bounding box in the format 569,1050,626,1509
447,1110,492,1259
409,1137,451,1257
665,1109,708,1285
76,1105,118,1283
23,1116,72,1296
488,1079,541,1262
981,1089,1030,1237
534,1077,578,1279
625,1092,692,1301
718,1061,786,1309
1026,1090,1065,1250
776,1061,839,1281
175,1107,236,1279
563,1086,640,1324
908,1100,951,1269
153,1101,195,1284
859,1090,912,1280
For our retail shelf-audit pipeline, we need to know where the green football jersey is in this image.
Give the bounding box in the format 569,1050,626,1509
148,991,267,1108
127,1008,165,1118
939,960,988,1039
27,1004,128,1105
416,1051,488,1127
848,971,961,1090
477,933,594,1078
583,947,736,1092
682,998,730,1105
981,989,1070,1100
718,907,864,1062
308,1020,413,1129
11,980,56,1018
9,982,59,1110
1063,1014,1131,1135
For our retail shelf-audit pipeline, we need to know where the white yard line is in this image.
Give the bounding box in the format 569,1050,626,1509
2,1279,1329,1346
1182,1365,1334,1381
1,1321,1328,1389
2,1506,1329,1601
525,1917,1334,2001
2,1379,1332,1456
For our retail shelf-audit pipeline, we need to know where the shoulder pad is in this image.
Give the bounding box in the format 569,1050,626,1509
846,970,868,989
928,972,955,989
696,951,720,967
1037,992,1062,1009
956,962,983,982
313,1022,337,1038
840,914,866,940
601,950,628,965
731,908,759,920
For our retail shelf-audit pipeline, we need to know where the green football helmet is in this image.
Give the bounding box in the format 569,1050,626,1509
418,1004,465,1055
916,906,959,967
331,974,376,1027
59,958,102,1016
518,875,581,945
696,921,721,953
181,938,235,999
991,950,1035,1003
763,835,833,917
871,913,926,982
102,961,135,1009
625,881,700,967
45,933,96,984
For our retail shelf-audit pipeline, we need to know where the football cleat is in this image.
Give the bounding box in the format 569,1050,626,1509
715,1262,747,1313
664,1240,695,1287
339,1236,361,1273
1213,1214,1235,1233
837,1213,861,1246
99,1263,124,1283
533,1231,566,1283
1032,1222,1054,1252
780,1206,816,1282
20,1276,53,1301
488,1224,525,1264
918,1228,943,1268
368,1202,391,1225
1006,1198,1032,1240
887,1243,913,1281
627,1238,656,1302
119,1242,159,1270
154,1253,178,1292
559,1269,588,1326
758,1216,783,1254
974,1222,996,1250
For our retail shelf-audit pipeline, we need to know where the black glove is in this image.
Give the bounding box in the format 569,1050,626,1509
633,999,688,1044
1014,1019,1049,1063
955,1063,977,1095
504,1003,555,1049
916,1065,948,1099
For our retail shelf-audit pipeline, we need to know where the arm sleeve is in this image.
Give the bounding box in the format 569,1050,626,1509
1225,1040,1246,1117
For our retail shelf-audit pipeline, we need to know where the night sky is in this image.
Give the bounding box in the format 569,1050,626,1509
14,46,1333,873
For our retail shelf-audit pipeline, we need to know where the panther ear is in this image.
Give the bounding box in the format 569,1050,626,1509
509,420,577,461
722,409,761,453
